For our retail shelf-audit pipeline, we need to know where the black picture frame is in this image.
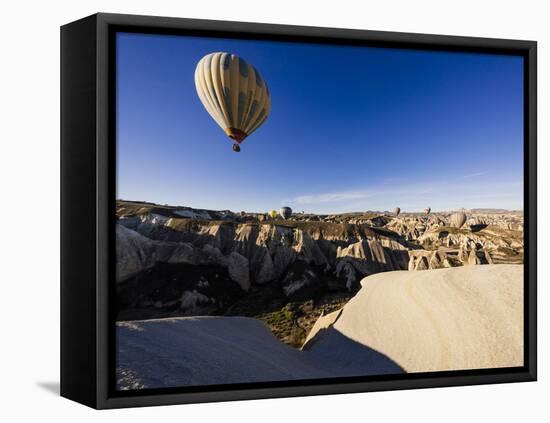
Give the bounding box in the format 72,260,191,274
60,12,537,409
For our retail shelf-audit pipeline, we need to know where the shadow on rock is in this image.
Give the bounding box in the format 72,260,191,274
305,327,405,376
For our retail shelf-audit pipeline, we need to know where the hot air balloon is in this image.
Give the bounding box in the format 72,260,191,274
195,52,271,152
239,211,246,217
450,212,467,229
268,210,278,219
424,207,431,215
279,207,292,220
394,207,401,216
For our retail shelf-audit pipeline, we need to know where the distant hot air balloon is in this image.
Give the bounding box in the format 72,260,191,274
424,207,431,215
195,52,271,152
268,210,278,219
450,212,467,229
279,207,292,220
394,207,401,216
240,211,246,217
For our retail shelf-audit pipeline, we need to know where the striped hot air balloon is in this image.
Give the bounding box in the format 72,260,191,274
450,212,467,229
194,52,271,152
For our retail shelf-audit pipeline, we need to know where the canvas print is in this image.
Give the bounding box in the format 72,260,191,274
114,32,524,391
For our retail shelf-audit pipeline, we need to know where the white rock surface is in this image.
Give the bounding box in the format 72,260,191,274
116,224,157,281
116,316,336,389
117,265,522,389
117,315,404,390
226,252,250,291
308,264,523,373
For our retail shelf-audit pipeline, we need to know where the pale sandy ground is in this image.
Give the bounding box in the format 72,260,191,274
117,316,402,389
116,317,335,389
117,265,522,388
308,264,523,372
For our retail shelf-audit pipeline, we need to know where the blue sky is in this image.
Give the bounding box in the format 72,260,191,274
116,32,524,213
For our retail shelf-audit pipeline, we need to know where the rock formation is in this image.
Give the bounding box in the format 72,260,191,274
115,200,524,344
116,265,522,389
305,265,523,373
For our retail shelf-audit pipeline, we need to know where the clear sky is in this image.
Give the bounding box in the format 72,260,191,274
116,32,524,213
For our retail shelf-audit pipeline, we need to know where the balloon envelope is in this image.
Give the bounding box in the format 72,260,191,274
268,210,278,219
450,212,467,229
195,52,271,148
424,207,431,215
394,207,401,216
279,207,292,220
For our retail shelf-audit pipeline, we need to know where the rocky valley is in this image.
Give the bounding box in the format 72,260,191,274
115,200,524,347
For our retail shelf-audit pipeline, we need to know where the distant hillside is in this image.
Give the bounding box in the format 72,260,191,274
470,208,523,214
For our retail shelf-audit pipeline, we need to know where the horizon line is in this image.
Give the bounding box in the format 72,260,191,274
116,198,524,215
